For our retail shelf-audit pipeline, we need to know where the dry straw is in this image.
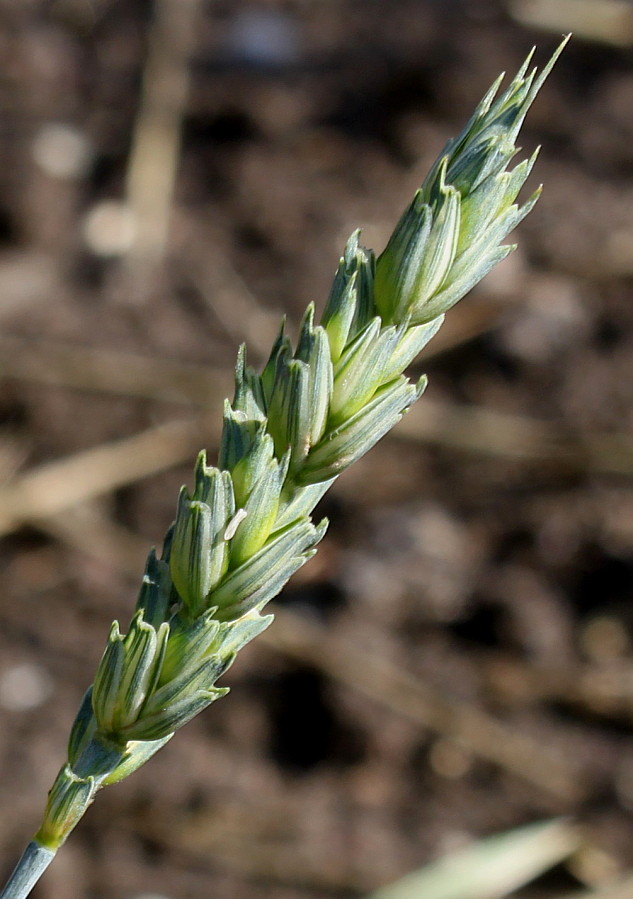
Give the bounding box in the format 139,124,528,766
0,37,568,899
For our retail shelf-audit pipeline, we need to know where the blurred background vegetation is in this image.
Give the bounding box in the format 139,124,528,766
0,1,632,897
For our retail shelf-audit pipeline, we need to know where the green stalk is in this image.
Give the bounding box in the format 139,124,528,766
0,844,56,899
0,37,568,899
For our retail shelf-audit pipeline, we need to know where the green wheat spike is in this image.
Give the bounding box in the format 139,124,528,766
0,36,569,899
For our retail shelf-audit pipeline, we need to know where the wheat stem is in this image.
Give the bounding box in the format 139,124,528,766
0,844,56,899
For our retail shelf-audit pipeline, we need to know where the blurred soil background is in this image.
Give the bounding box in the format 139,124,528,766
0,0,633,897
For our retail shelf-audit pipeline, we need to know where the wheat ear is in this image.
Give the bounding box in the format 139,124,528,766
0,37,568,899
